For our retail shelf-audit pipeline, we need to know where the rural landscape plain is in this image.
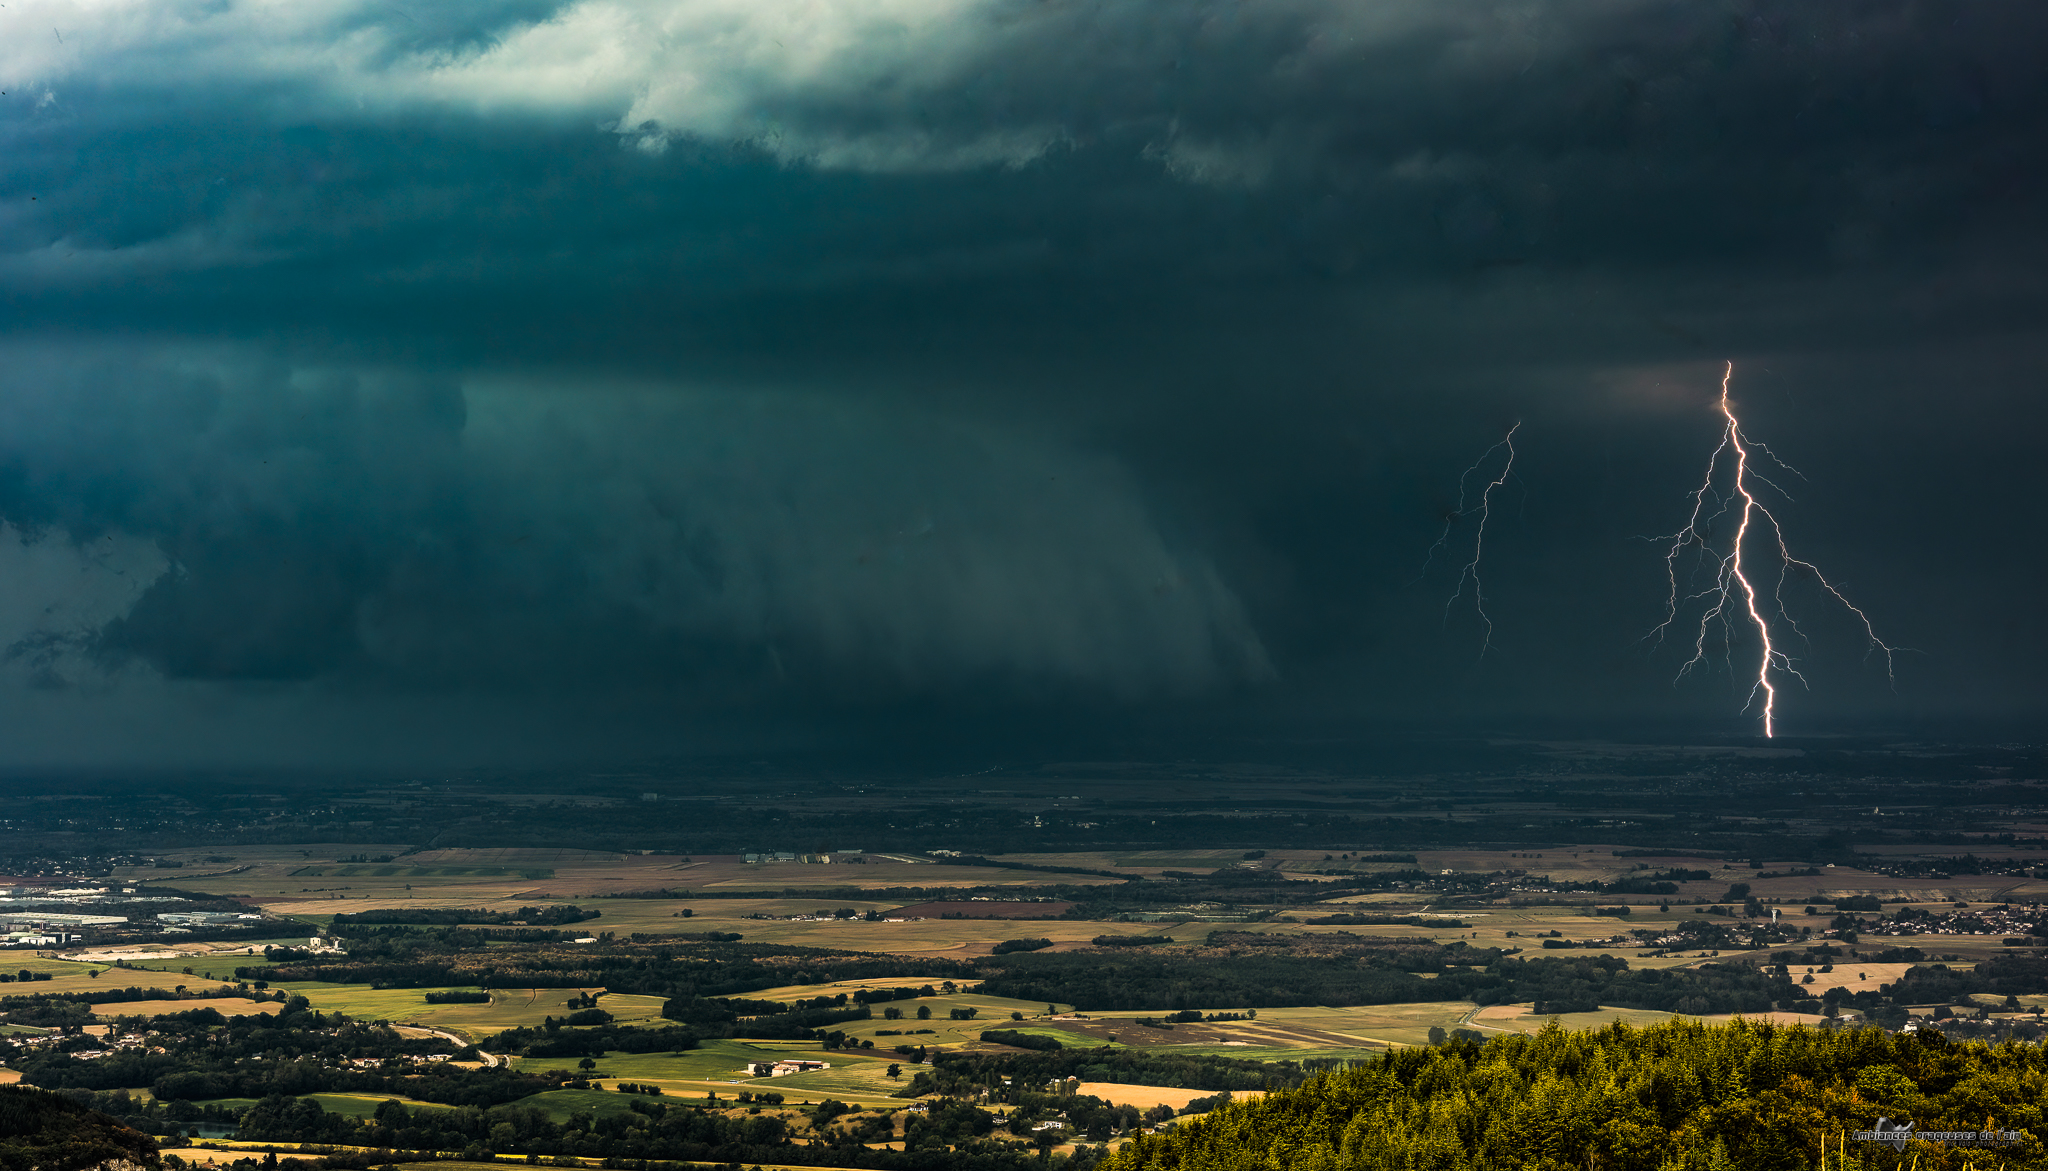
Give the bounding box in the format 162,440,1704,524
9,743,2048,1168
4,0,2047,1167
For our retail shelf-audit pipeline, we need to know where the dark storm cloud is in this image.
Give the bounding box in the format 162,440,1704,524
0,0,2042,758
4,0,2040,325
0,345,1266,699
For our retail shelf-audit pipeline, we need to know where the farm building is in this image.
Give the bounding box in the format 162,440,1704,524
745,1060,832,1077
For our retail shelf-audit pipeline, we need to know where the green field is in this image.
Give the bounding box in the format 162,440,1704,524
756,1056,907,1102
409,991,667,1039
12,957,198,997
196,1093,458,1119
730,986,1080,1051
119,944,314,982
1469,1004,1686,1035
5,959,663,1035
1151,1045,1385,1064
307,1092,461,1118
508,1040,912,1107
510,1088,647,1123
252,983,667,1039
511,1038,813,1086
292,866,555,880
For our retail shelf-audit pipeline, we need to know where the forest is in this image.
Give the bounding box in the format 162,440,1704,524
911,1047,1328,1095
4,1003,560,1106
0,1086,160,1171
75,1086,1107,1171
1106,1020,2048,1171
249,928,975,994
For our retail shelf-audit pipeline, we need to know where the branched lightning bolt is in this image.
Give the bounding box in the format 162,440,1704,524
1419,422,1519,654
1646,363,1894,737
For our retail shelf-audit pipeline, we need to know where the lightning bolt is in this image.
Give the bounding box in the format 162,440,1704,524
1647,363,1894,737
1419,422,1519,654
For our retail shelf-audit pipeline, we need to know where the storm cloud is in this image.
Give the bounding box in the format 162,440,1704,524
0,346,1266,698
0,0,2043,761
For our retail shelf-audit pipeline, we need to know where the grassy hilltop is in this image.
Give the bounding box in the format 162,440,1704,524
1106,1019,2048,1171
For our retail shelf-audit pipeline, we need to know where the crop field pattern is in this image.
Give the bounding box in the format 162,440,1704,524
9,749,2048,1170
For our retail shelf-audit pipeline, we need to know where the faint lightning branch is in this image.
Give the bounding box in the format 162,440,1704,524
1646,363,1894,737
1419,422,1520,654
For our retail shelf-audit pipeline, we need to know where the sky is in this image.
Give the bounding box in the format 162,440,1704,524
0,0,2043,767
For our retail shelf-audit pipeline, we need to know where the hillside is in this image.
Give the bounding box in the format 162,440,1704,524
1104,1020,2048,1171
0,1086,161,1171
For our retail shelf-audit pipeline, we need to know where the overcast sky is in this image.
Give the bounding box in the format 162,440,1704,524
0,0,2042,766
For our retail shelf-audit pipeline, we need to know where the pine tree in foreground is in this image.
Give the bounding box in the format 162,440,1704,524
1105,1018,2048,1171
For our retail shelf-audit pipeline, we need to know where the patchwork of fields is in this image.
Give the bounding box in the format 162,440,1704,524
3,834,2041,1171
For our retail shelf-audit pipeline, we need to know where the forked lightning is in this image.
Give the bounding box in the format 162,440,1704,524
1421,422,1519,655
1648,363,1894,736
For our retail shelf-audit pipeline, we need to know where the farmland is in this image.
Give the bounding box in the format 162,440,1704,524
7,744,2048,1169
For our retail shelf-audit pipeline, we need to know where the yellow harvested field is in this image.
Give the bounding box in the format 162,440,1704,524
731,917,1173,957
12,957,214,997
678,857,1059,893
743,976,1067,1007
1471,1002,1837,1033
996,848,1423,880
1472,1004,1678,1033
173,848,1049,907
171,1149,257,1166
1012,1002,1470,1052
1697,1012,1831,1026
1783,961,1924,995
1072,1083,1263,1111
178,1141,405,1162
0,1068,20,1084
108,845,1115,935
91,998,280,1018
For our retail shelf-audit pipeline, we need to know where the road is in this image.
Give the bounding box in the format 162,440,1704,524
395,1024,503,1067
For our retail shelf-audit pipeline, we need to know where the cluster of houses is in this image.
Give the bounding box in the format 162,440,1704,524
12,1031,162,1059
344,1054,454,1069
1861,902,2048,939
742,1059,831,1077
740,851,865,864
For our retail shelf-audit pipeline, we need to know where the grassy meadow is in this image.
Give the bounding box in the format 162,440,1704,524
90,997,280,1019
508,1039,913,1108
193,1092,459,1119
243,984,669,1039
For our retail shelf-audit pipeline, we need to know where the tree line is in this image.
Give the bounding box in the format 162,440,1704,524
1106,1019,2048,1171
976,950,1795,1013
